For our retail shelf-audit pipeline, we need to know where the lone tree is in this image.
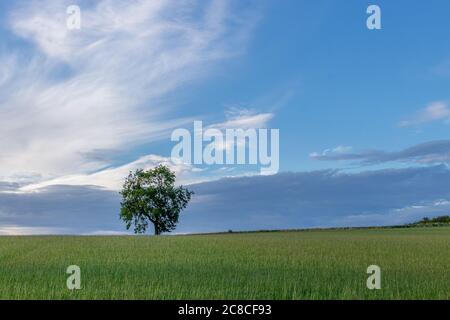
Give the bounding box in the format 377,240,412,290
120,165,193,235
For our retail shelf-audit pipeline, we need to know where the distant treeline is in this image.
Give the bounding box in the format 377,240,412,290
408,215,450,227
187,215,450,236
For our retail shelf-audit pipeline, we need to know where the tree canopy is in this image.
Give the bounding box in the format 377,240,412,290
120,165,193,235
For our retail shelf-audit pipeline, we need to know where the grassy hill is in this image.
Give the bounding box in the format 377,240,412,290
0,226,449,299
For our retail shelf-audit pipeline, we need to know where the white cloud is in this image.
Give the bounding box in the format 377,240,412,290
0,0,257,185
11,107,272,193
309,146,353,160
0,225,66,235
400,101,450,127
202,108,275,157
212,108,274,129
18,154,198,192
17,153,259,192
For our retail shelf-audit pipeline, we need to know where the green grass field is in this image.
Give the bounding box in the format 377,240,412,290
0,227,449,300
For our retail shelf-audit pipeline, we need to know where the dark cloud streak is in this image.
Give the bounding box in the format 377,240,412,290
311,140,450,165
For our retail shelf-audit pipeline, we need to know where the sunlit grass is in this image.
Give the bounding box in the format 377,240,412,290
0,227,449,299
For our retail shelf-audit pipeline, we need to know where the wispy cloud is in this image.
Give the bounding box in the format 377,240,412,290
399,101,450,127
311,140,450,165
213,108,274,129
18,154,209,192
309,146,356,161
13,108,274,193
0,0,258,185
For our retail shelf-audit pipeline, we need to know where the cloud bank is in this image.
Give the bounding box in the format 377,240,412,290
1,165,449,234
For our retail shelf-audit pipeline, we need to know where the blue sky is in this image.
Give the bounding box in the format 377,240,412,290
0,0,450,234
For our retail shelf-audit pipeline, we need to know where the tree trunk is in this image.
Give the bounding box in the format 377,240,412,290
154,223,160,236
